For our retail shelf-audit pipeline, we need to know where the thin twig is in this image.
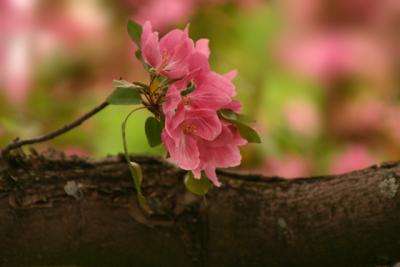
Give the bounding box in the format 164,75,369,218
1,101,109,156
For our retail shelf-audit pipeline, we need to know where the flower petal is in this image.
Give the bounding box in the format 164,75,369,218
195,39,210,58
162,130,200,170
185,109,222,141
223,69,238,81
204,166,221,187
141,21,153,45
163,84,181,115
223,100,242,112
190,86,231,110
198,72,236,97
142,32,162,68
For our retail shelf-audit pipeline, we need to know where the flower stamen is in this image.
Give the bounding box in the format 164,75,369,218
182,123,196,134
182,96,191,105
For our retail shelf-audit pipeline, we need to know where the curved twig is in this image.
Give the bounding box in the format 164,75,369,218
1,101,109,156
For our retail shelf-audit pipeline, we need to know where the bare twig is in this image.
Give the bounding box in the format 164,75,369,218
1,101,109,156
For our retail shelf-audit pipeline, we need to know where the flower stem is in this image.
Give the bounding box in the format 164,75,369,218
1,101,109,156
121,106,151,211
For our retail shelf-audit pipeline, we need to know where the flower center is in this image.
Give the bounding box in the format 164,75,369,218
161,49,171,68
182,122,196,134
182,96,191,105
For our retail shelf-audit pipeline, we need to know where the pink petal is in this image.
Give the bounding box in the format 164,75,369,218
193,124,246,187
195,39,210,58
141,21,153,45
204,166,221,187
185,109,222,141
211,145,242,167
161,129,175,153
187,52,210,74
174,133,200,170
165,105,186,138
192,168,202,179
141,23,162,68
162,130,200,170
190,85,231,110
159,29,187,53
172,38,194,62
223,69,238,81
163,84,181,115
158,30,194,78
205,72,237,97
223,100,242,112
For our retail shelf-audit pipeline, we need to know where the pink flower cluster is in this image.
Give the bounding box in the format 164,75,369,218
140,21,247,186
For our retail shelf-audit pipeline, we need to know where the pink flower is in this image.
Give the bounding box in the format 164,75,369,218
284,99,320,137
193,123,247,186
280,34,356,81
329,98,386,136
0,0,107,104
137,21,251,187
163,71,235,117
141,21,195,79
134,0,197,31
330,144,376,175
162,108,222,170
160,60,243,187
262,154,311,179
160,63,241,187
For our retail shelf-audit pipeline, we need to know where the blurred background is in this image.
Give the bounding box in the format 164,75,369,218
0,0,399,178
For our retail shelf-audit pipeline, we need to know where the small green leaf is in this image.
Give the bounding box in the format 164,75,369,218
184,172,212,196
135,49,143,61
219,109,237,121
180,81,196,96
127,20,142,46
132,81,148,88
112,79,136,89
145,117,163,147
107,88,141,105
236,113,255,123
219,109,260,143
235,121,261,143
219,109,255,123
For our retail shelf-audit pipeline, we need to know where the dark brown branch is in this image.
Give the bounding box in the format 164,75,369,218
0,151,399,267
0,101,109,156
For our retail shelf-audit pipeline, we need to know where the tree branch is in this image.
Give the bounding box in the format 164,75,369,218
0,101,109,156
0,151,399,267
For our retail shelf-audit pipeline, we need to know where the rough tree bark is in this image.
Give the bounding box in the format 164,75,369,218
0,150,399,267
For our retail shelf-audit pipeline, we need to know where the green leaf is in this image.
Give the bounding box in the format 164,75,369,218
135,49,143,61
235,121,261,143
219,109,255,123
112,79,136,89
107,88,141,105
219,109,261,143
236,113,255,123
145,117,163,147
184,172,212,196
219,109,237,121
127,20,142,46
180,81,196,96
132,81,148,88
